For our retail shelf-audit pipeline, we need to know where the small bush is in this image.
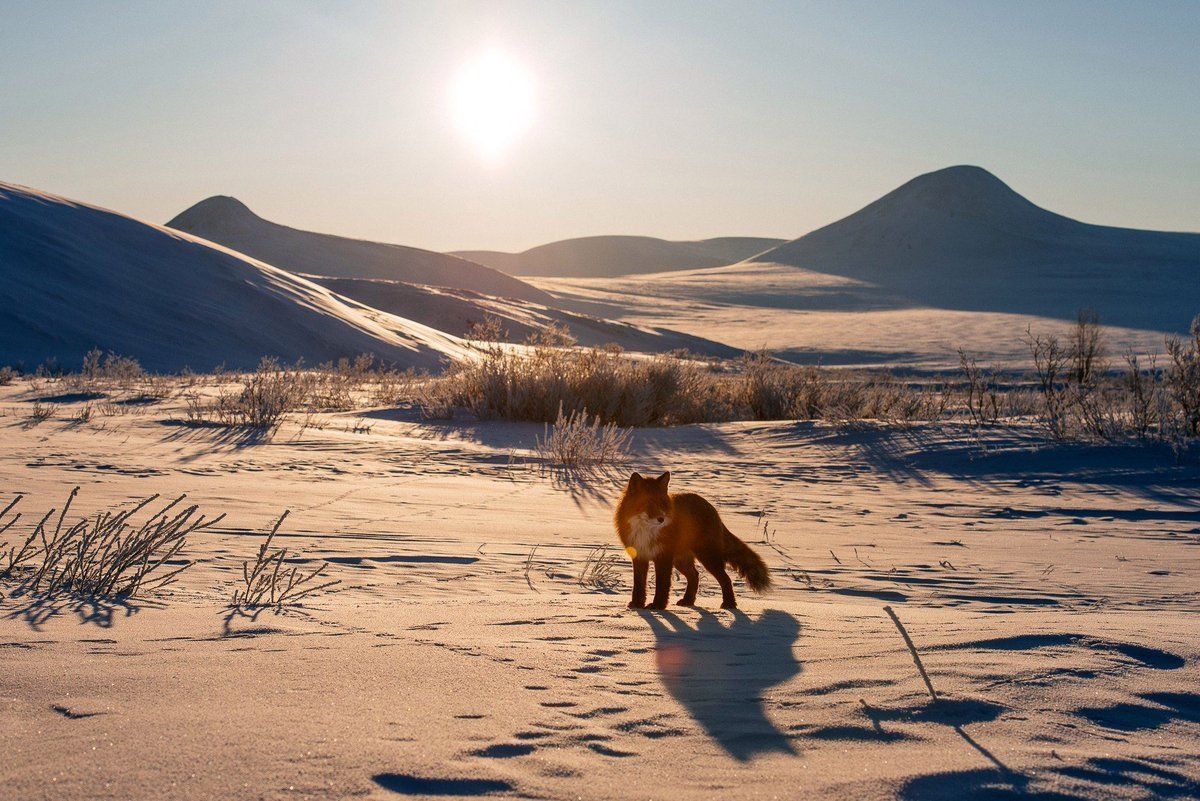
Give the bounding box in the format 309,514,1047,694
958,349,1002,427
578,546,622,590
66,349,146,394
536,404,632,470
0,366,16,386
24,400,57,428
186,357,306,430
1166,315,1200,437
0,488,222,599
1016,310,1199,447
231,511,340,607
1123,351,1160,439
71,403,94,424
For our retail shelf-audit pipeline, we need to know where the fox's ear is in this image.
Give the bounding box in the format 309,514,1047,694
656,471,671,488
628,472,643,485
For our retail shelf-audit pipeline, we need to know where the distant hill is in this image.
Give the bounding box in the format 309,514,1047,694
453,235,785,278
0,182,467,372
754,165,1200,330
167,196,550,303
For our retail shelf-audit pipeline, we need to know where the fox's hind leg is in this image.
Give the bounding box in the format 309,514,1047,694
628,557,649,609
675,557,699,606
696,550,737,609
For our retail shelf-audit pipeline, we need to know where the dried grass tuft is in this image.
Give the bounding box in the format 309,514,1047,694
536,403,632,471
578,545,623,591
0,487,221,599
231,511,340,607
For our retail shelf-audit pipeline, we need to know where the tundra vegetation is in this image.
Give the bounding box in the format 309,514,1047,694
0,489,338,608
3,311,1197,610
4,312,1199,459
0,487,222,600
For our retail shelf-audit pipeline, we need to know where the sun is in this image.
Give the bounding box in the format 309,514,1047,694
450,49,535,164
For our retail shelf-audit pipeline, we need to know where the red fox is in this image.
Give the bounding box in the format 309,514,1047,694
614,471,770,609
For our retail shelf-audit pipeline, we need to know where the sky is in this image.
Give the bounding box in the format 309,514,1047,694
1,0,1197,252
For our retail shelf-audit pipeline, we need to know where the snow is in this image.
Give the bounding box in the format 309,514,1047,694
1,381,1198,800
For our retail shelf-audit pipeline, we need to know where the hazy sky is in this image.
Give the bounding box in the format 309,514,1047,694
2,1,1197,251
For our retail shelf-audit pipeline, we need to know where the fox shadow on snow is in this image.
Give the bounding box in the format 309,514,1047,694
639,608,801,762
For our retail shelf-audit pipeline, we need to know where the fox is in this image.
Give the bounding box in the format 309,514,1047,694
614,471,770,610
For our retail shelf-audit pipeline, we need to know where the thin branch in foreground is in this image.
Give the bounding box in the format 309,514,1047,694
882,604,939,701
524,545,539,591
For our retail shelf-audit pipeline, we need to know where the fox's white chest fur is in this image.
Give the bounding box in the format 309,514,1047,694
625,513,667,560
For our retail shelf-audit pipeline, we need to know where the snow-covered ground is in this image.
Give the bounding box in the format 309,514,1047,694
531,262,1172,371
2,379,1198,800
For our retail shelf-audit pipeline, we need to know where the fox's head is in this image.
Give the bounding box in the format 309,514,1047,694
622,471,671,525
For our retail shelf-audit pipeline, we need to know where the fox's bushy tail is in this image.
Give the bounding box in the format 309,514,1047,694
722,527,771,593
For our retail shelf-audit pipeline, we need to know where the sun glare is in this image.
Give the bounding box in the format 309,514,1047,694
450,49,535,164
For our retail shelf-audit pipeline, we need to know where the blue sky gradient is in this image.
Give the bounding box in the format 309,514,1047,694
1,0,1196,250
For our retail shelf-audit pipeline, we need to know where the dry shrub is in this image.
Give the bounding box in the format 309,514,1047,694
735,351,820,419
536,404,632,470
1166,315,1200,438
1123,351,1160,439
24,400,56,428
0,487,221,599
0,367,15,386
958,349,1003,427
231,511,340,607
71,403,94,424
1015,310,1199,448
578,546,623,590
185,355,421,429
368,366,420,406
435,339,720,426
1024,311,1114,440
186,357,306,430
26,350,177,405
426,338,950,428
64,349,148,394
1024,324,1073,440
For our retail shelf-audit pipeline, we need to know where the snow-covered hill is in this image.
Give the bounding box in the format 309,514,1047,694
168,196,550,303
755,165,1200,330
0,183,468,372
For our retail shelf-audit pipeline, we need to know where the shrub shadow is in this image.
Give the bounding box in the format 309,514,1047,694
2,587,154,630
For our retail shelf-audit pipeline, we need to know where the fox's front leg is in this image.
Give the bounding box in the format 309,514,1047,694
647,555,673,609
628,557,649,609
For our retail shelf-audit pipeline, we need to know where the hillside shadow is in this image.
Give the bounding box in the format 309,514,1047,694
814,424,1200,508
640,608,801,761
